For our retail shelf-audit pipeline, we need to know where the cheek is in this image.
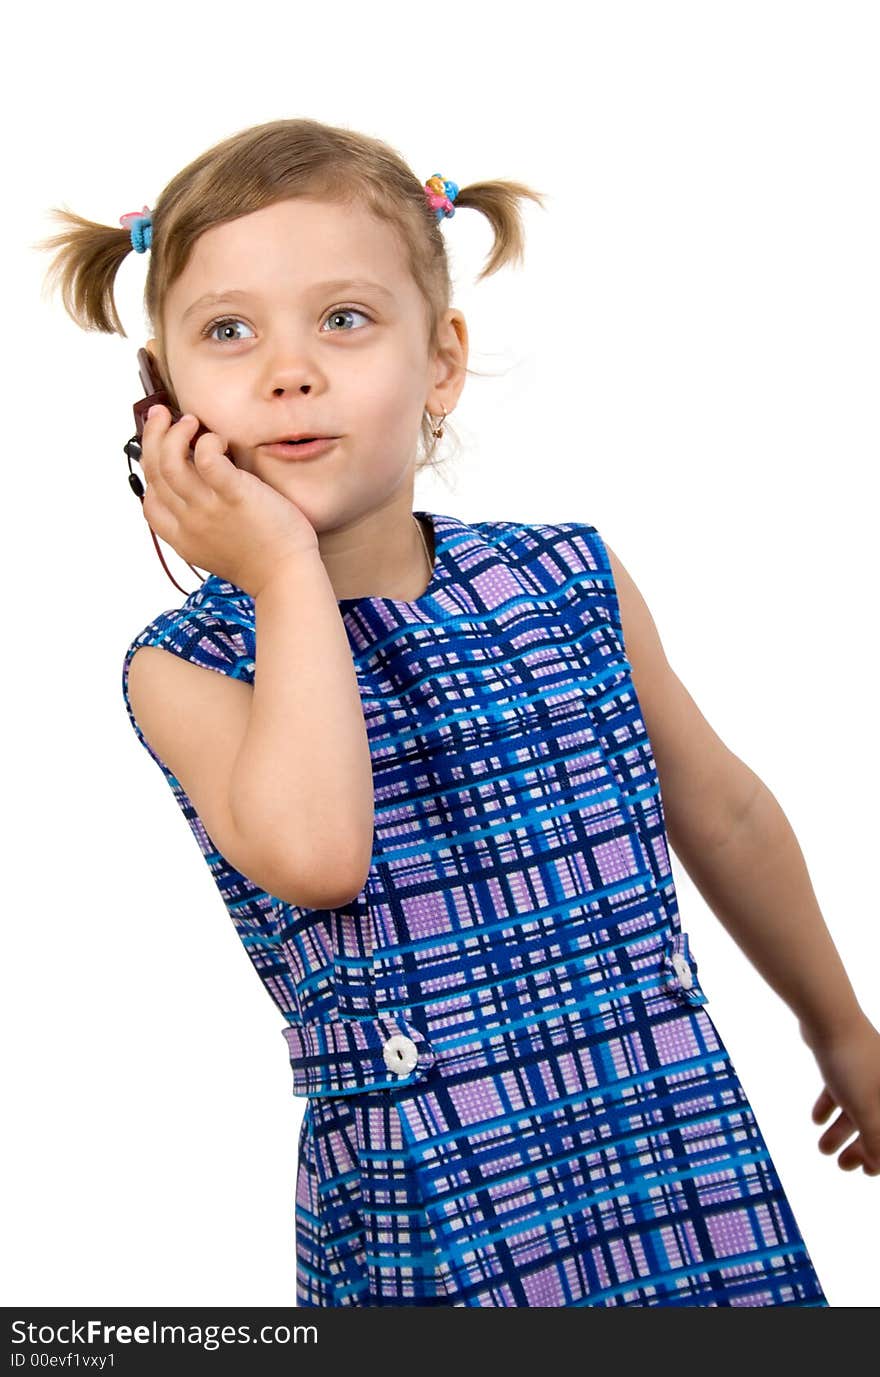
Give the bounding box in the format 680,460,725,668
356,379,426,437
351,343,428,415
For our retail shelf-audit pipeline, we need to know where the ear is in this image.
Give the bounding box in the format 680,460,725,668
428,310,469,416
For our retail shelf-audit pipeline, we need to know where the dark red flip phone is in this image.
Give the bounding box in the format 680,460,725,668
131,347,223,453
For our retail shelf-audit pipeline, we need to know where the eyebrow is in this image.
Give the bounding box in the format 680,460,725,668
182,279,396,322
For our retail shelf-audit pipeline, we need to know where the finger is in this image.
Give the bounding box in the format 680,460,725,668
137,403,171,486
817,1108,857,1156
155,414,219,506
139,406,189,512
153,413,221,513
190,428,239,497
849,1116,880,1175
837,1136,874,1173
811,1087,836,1124
850,1138,880,1175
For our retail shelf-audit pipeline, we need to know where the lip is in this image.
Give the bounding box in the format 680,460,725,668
261,437,338,460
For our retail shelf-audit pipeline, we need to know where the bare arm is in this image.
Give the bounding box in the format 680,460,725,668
229,548,375,905
605,537,863,1043
673,784,863,1041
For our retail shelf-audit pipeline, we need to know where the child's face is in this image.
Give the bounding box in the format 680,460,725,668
152,198,466,532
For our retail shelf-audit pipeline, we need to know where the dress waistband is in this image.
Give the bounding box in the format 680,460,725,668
280,1012,437,1097
281,931,707,1098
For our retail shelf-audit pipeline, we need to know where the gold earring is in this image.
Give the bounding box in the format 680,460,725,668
428,406,448,439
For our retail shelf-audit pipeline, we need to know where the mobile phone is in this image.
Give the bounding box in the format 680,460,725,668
131,348,233,460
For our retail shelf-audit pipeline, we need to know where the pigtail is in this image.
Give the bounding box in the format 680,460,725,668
33,207,135,337
451,179,549,283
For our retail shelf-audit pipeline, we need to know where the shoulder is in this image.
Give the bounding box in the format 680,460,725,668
123,585,256,686
601,539,665,668
122,595,256,776
593,535,677,729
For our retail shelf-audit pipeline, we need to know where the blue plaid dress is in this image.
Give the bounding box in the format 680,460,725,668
122,511,828,1307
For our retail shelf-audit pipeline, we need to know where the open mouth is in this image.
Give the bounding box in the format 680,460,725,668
262,436,338,458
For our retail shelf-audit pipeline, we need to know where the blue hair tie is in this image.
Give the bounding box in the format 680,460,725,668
119,205,153,253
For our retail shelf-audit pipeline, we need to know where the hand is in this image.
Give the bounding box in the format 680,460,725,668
801,1009,880,1176
139,405,320,598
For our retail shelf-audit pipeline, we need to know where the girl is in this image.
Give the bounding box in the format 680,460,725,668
38,117,878,1308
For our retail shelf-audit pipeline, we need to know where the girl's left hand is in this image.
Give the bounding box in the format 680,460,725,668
801,1009,880,1175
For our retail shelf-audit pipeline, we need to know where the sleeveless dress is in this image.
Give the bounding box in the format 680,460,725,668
121,511,829,1308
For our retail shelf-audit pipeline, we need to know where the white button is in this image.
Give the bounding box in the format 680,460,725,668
382,1034,419,1075
671,953,693,989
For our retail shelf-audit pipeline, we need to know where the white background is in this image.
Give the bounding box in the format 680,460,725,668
4,0,878,1308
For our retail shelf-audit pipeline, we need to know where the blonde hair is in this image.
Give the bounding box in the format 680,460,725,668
35,116,547,473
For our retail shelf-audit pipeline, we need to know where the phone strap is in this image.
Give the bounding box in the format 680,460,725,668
123,432,205,596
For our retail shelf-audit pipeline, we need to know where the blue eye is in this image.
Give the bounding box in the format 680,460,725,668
203,317,255,343
323,307,372,332
202,307,372,343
